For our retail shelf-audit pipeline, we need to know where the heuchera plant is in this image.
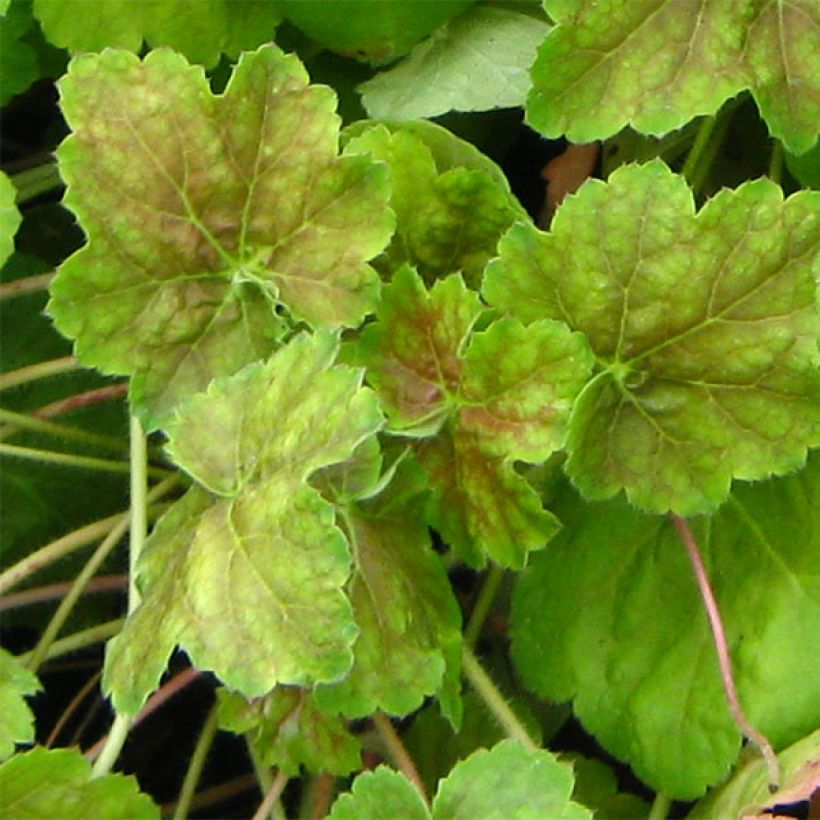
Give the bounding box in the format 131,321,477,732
1,1,818,817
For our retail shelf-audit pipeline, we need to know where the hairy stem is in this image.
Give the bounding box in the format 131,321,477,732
461,647,538,752
174,703,221,820
373,711,428,804
670,514,780,790
0,356,79,392
464,564,505,649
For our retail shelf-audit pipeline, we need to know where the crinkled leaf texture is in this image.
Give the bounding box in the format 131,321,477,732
511,454,820,798
0,648,40,762
484,160,820,515
0,170,21,266
344,121,525,288
329,740,591,819
359,5,549,120
0,746,158,818
49,45,393,430
527,0,820,153
217,687,361,776
33,0,280,67
315,452,462,718
103,331,384,715
358,265,593,567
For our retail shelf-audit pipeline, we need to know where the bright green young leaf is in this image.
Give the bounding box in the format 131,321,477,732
0,648,40,762
527,0,820,153
0,746,158,818
0,170,21,266
49,45,392,429
510,455,820,798
275,0,476,64
33,0,280,67
103,332,384,714
359,266,593,566
432,740,591,819
484,160,820,515
315,456,462,718
329,766,429,820
691,727,820,819
0,0,39,106
329,741,590,819
359,5,549,121
344,122,525,287
217,687,361,776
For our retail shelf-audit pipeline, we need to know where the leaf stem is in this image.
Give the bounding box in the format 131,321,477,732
464,564,505,649
0,356,79,391
10,162,62,203
246,742,286,820
251,770,289,820
34,383,129,419
670,514,780,790
461,646,538,752
648,791,671,820
0,406,128,452
0,441,171,479
0,272,55,301
0,574,126,613
372,710,428,804
768,140,784,186
681,115,717,187
173,702,221,820
16,618,124,667
0,512,124,595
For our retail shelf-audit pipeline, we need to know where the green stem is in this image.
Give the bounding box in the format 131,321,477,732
373,711,428,804
768,140,784,185
25,474,178,674
680,115,717,186
0,512,123,595
252,770,289,820
246,741,285,820
174,703,221,820
0,272,55,301
0,407,128,453
0,356,79,391
461,647,538,752
464,565,505,649
16,619,124,666
0,574,126,613
11,162,62,203
0,441,170,479
648,792,671,820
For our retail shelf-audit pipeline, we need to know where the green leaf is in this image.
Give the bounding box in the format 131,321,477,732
0,746,158,818
510,456,820,798
359,5,549,120
217,686,361,776
315,456,462,717
0,171,21,266
275,0,476,64
0,0,39,106
432,739,591,819
0,648,41,762
484,160,820,515
786,142,820,189
49,45,392,429
359,266,593,566
344,122,525,288
329,740,590,819
33,0,280,67
527,0,820,153
103,331,384,714
329,766,429,820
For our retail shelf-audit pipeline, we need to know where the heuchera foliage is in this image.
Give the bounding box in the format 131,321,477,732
1,1,819,816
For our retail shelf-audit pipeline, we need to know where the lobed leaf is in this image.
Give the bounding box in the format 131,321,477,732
0,746,158,818
344,122,525,288
359,5,549,121
527,0,820,153
218,687,361,776
33,0,281,67
103,332,384,714
0,170,21,266
49,45,393,429
484,160,820,514
511,455,820,798
0,648,40,762
359,266,593,566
